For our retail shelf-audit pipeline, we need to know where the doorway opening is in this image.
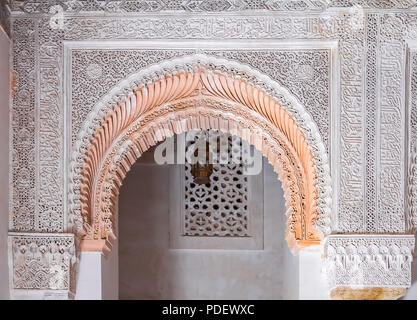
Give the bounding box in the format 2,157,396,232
117,134,299,299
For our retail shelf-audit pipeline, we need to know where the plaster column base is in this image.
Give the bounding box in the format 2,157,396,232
299,246,330,299
330,287,406,300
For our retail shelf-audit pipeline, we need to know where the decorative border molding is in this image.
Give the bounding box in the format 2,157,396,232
323,234,415,289
7,0,417,15
364,14,378,231
10,18,37,231
407,41,417,231
377,14,407,232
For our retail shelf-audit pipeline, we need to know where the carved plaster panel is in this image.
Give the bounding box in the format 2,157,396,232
323,235,415,289
409,49,417,153
378,14,406,232
8,233,76,293
37,17,64,232
70,48,331,153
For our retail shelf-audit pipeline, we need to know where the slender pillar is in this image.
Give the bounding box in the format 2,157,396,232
75,252,103,300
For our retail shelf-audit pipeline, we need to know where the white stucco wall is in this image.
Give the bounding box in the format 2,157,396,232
118,156,299,299
0,28,10,300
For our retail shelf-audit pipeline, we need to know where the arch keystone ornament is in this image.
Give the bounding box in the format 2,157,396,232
68,55,333,254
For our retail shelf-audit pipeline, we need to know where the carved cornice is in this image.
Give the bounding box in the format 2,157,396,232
323,234,415,289
8,0,417,15
68,54,332,253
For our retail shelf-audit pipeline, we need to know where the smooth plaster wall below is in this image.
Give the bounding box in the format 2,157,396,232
0,28,9,300
118,156,298,299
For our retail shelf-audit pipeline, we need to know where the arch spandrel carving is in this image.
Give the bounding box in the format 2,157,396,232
68,55,332,254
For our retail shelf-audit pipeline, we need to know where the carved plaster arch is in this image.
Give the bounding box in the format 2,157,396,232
68,54,332,254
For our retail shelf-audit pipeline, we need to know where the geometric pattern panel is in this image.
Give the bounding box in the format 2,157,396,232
8,233,76,292
324,235,415,289
184,130,249,237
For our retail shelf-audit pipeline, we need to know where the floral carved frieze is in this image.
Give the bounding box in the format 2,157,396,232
323,235,415,289
69,55,332,253
8,233,76,293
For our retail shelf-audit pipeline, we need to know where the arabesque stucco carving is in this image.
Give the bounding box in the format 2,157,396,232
69,55,332,253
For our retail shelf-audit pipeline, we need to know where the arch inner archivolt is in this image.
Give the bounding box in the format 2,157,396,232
68,55,332,254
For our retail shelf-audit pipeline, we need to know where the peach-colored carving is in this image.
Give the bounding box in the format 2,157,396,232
330,287,406,300
78,69,322,253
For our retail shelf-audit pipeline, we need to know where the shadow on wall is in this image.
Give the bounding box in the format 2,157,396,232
118,144,299,300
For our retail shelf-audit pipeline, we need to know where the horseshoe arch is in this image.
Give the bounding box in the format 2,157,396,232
67,54,332,254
